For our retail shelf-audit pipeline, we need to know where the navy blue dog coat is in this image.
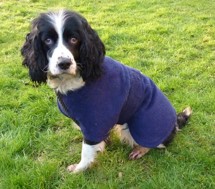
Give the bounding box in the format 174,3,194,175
57,56,177,148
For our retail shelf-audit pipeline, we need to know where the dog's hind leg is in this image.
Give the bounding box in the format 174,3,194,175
176,107,192,130
115,124,137,147
115,124,150,160
129,146,150,160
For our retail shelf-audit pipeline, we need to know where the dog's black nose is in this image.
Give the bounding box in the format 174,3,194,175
58,58,72,70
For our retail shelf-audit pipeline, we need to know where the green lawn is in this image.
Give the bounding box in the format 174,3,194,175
0,0,214,188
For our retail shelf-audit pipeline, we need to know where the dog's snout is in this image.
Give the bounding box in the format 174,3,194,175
58,58,72,70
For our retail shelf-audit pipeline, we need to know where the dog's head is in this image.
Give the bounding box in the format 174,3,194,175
21,10,105,85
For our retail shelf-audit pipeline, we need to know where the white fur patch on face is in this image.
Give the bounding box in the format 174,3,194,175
47,11,77,76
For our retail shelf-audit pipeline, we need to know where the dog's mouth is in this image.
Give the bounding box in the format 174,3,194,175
47,73,60,80
47,64,78,77
48,72,72,79
47,54,78,77
47,68,81,80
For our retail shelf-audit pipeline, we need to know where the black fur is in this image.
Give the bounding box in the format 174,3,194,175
176,111,190,129
21,10,105,83
78,17,105,81
162,109,192,146
21,33,48,83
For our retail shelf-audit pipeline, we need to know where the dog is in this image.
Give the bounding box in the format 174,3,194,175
21,10,192,173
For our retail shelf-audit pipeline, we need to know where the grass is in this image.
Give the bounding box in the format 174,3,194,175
0,0,214,188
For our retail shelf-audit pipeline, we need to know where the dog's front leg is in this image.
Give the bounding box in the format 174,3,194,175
67,141,105,173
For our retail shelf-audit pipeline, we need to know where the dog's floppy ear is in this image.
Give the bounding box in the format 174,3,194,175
79,18,105,81
21,19,48,83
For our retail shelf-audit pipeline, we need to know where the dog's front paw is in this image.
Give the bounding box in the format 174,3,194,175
67,164,78,172
67,162,90,173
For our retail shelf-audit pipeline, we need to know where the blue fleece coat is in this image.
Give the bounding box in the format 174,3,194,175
57,56,176,148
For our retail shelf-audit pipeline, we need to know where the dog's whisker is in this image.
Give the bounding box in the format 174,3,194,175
41,65,49,73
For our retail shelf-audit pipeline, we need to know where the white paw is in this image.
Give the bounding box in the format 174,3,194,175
67,164,78,172
67,163,87,173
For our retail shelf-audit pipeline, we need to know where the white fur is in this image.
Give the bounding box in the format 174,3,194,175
115,124,137,147
183,106,192,117
47,74,85,94
115,124,166,149
70,141,105,173
47,11,77,76
156,144,166,148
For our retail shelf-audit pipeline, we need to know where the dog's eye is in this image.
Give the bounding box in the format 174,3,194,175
44,38,54,45
70,37,78,44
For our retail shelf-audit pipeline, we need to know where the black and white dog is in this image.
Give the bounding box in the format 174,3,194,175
21,10,192,173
